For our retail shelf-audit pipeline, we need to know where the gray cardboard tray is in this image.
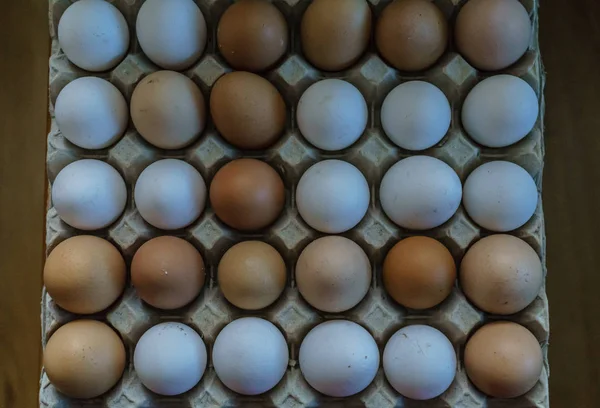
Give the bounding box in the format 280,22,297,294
42,0,548,406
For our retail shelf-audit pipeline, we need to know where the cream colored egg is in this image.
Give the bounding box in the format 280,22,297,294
296,236,371,313
131,71,206,149
460,234,543,315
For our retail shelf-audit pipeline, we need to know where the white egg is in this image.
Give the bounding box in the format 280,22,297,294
297,79,368,151
134,159,206,230
463,161,538,232
462,75,539,148
212,317,288,395
57,0,129,72
55,77,128,149
380,156,462,230
299,320,379,397
383,325,457,400
131,70,206,149
134,322,207,396
136,0,207,70
296,160,370,234
52,159,127,230
381,81,451,151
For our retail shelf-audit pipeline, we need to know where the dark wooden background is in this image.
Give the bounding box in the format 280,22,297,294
1,0,599,407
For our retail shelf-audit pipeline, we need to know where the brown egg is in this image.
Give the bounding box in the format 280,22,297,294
210,159,285,231
44,320,126,399
460,235,543,315
455,0,531,71
218,241,286,310
301,0,371,71
296,236,371,313
383,236,456,309
130,70,206,149
43,236,126,314
217,0,288,72
210,71,286,150
465,321,543,398
376,0,448,71
131,236,205,310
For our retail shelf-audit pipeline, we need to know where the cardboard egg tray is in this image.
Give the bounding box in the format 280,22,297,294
42,0,548,406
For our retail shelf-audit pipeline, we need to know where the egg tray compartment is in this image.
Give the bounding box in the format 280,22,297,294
42,0,548,407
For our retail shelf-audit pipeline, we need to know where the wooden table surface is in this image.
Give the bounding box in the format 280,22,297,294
1,0,599,407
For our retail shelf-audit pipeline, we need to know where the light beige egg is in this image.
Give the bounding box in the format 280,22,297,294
455,0,531,71
131,70,206,149
43,236,126,314
296,236,371,313
465,321,543,398
218,241,286,310
460,234,543,315
44,320,126,399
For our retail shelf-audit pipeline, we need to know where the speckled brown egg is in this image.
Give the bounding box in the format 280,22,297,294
43,236,126,314
210,159,285,231
296,236,371,313
460,234,543,315
301,0,371,71
210,71,286,150
376,0,448,72
44,320,126,399
383,236,456,309
455,0,531,71
130,70,206,149
131,236,205,310
465,321,543,398
217,0,288,72
218,241,286,310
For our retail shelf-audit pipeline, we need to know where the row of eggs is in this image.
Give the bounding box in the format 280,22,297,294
44,318,543,401
52,156,538,234
58,0,532,74
56,72,539,153
45,233,542,317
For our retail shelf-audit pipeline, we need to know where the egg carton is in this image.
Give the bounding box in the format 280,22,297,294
42,0,548,407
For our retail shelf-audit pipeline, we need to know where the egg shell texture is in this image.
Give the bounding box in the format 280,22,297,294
57,0,129,72
134,322,207,396
45,0,547,406
460,234,543,315
210,71,286,150
383,236,456,310
300,0,372,72
51,159,127,231
134,159,207,230
218,241,287,310
54,76,128,150
217,0,288,72
131,236,206,310
383,325,457,400
455,0,532,71
376,0,448,72
43,235,126,314
299,320,380,397
43,320,126,399
136,0,208,71
209,158,285,231
464,321,543,398
212,317,289,395
130,70,206,149
296,236,371,313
